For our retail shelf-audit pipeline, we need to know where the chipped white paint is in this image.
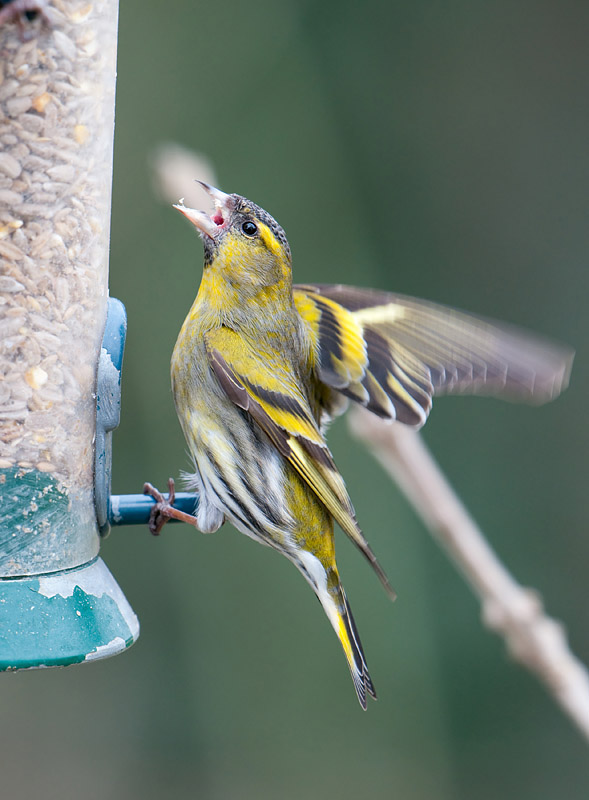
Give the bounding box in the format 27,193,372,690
36,557,139,637
109,494,123,524
38,557,112,598
85,636,128,661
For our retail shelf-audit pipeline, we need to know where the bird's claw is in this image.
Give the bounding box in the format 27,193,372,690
143,477,176,536
143,477,201,534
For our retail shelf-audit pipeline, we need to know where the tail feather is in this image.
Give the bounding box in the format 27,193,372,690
336,589,376,709
294,550,376,709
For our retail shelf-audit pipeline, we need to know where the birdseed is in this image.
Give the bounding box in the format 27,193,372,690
0,0,118,491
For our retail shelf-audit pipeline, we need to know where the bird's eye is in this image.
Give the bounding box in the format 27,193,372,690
241,221,258,237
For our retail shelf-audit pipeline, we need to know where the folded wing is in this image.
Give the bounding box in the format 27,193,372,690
204,327,396,600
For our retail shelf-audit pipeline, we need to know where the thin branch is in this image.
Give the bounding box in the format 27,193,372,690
348,407,589,742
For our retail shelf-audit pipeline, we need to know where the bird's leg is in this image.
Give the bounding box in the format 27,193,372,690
143,477,199,535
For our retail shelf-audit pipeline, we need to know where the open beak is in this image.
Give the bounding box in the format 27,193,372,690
173,181,233,239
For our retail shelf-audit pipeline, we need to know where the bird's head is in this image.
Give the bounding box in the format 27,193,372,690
174,182,292,291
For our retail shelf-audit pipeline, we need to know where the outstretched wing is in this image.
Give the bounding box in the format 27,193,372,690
204,327,396,600
294,283,574,428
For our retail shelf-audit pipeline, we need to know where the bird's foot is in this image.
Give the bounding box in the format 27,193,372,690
143,477,199,535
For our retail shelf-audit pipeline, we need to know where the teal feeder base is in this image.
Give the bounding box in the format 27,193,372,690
0,557,139,670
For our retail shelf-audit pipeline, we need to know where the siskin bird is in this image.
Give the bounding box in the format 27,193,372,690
153,182,572,709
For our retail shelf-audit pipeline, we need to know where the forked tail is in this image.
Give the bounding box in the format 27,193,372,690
333,588,377,709
295,551,377,708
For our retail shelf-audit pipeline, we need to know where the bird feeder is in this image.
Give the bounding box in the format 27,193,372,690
0,0,140,669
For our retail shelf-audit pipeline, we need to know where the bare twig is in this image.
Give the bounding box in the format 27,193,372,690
349,407,589,742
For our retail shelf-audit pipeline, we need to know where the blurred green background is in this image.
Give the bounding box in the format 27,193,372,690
4,1,589,798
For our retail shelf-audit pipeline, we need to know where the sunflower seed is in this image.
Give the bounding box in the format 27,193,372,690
0,276,25,293
0,153,21,179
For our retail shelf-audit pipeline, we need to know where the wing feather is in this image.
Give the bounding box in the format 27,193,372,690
295,283,573,428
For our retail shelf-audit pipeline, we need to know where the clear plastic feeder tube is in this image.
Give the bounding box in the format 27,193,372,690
0,0,138,667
